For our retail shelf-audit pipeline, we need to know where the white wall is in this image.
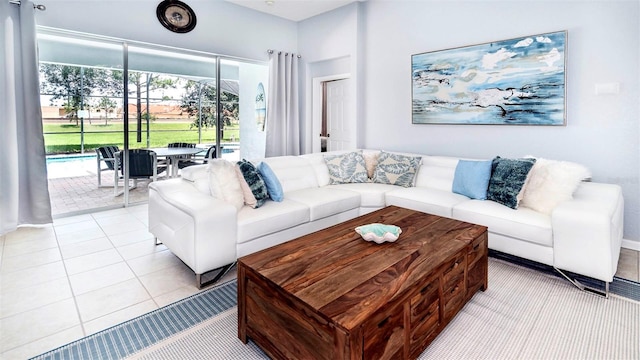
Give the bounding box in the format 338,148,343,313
298,2,363,153
36,0,297,62
360,0,639,243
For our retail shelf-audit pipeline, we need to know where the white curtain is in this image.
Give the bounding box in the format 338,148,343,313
265,51,301,157
0,0,52,235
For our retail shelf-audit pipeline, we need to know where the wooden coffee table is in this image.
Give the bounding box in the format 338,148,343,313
238,206,488,359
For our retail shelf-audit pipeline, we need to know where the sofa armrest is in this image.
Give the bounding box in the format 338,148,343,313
551,182,624,282
149,179,238,275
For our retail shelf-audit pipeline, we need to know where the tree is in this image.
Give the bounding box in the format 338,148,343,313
40,64,120,125
127,72,177,142
180,80,239,130
96,96,117,125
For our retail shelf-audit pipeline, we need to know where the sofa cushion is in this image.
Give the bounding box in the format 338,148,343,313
261,156,319,193
385,187,470,218
329,183,397,207
373,151,422,187
285,187,361,221
237,199,310,243
487,157,536,209
520,158,590,214
414,156,460,191
208,159,244,210
452,160,492,200
452,200,552,247
324,151,369,184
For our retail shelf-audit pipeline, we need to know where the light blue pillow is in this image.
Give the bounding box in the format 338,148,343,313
258,162,284,202
452,160,492,200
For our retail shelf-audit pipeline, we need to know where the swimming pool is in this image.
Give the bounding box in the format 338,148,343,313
46,154,96,164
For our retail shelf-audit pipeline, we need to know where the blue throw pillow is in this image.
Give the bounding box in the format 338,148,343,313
486,157,536,209
258,162,284,202
452,160,492,200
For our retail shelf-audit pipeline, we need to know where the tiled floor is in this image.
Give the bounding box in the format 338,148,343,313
0,204,235,360
1,205,639,359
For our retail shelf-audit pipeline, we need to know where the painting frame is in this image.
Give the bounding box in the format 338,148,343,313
411,30,567,126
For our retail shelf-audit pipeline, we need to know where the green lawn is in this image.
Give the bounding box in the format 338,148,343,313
44,122,239,154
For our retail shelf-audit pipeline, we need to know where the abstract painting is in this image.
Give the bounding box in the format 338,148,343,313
412,31,566,125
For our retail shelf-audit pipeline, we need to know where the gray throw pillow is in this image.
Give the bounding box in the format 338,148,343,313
486,157,536,209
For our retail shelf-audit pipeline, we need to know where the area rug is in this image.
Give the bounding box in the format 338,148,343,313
33,258,639,360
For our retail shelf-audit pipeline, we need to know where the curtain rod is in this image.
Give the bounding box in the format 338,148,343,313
9,1,46,10
267,49,301,58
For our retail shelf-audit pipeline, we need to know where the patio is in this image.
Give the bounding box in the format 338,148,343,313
47,156,152,217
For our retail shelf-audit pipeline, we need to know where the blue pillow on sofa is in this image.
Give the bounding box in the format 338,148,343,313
258,162,284,202
452,160,492,200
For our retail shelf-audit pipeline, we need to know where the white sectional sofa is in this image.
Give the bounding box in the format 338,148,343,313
148,150,624,295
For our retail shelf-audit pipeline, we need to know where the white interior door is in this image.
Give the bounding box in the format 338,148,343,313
325,78,352,151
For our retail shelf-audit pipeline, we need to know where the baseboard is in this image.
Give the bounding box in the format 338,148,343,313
622,238,640,251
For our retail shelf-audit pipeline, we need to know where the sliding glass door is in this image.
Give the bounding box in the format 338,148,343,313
38,28,267,215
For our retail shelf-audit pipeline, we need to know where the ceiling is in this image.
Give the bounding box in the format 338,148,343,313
224,0,361,22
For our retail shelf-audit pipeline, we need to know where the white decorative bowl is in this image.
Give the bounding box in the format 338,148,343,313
355,223,402,244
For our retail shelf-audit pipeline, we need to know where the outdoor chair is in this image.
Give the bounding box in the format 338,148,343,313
113,149,164,196
182,145,216,168
96,145,120,187
202,146,217,164
167,142,198,169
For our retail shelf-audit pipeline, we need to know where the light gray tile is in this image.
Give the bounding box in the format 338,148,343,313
100,220,147,237
0,277,73,319
126,249,185,277
0,298,80,353
0,248,61,274
54,220,101,236
64,249,123,275
139,265,196,297
69,262,135,295
4,226,56,244
117,240,166,261
90,207,131,219
56,227,107,246
0,261,67,292
108,228,154,247
3,237,59,258
60,237,113,259
53,214,94,227
153,286,201,308
83,300,157,336
95,214,138,227
0,326,84,360
75,278,151,322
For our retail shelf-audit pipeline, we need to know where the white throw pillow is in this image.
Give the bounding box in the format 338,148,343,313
207,159,244,210
520,158,591,214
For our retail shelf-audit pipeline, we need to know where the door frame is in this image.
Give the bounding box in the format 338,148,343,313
312,73,350,153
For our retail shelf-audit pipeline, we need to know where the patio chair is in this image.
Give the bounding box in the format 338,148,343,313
96,145,120,187
202,146,217,164
114,149,163,196
181,145,216,168
167,142,199,169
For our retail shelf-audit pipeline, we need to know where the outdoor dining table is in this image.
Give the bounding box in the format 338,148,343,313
150,147,204,178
